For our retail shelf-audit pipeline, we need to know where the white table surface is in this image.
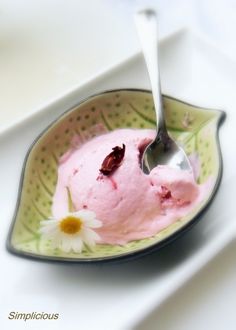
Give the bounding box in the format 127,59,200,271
1,1,236,329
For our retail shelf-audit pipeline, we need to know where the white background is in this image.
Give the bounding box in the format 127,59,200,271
1,0,236,131
1,1,236,329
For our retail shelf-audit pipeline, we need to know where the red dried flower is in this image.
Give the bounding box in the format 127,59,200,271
160,186,172,200
99,144,126,176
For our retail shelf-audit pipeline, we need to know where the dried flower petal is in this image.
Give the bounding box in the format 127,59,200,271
160,186,172,200
100,144,125,176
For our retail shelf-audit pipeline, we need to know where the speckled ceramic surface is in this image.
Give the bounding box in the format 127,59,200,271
7,90,225,262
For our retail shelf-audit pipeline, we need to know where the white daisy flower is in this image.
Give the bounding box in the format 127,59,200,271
39,210,102,253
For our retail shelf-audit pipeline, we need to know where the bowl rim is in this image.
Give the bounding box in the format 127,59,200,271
6,88,226,264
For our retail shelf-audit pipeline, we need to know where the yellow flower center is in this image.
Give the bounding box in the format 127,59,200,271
59,216,82,235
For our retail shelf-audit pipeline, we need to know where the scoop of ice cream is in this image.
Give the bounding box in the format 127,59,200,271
52,128,207,245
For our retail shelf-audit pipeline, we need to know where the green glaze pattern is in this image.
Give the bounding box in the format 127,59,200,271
8,90,225,262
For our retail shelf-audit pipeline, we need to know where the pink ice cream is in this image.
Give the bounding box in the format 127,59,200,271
52,129,208,245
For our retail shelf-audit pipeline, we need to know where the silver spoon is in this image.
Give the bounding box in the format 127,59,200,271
134,9,191,174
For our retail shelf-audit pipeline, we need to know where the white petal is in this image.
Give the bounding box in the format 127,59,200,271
51,234,62,249
71,238,83,253
84,218,102,229
40,230,56,239
86,228,101,241
40,219,58,226
39,224,58,235
61,237,72,253
81,228,101,247
74,210,96,222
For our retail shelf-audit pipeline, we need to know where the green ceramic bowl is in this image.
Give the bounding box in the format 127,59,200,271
7,89,225,263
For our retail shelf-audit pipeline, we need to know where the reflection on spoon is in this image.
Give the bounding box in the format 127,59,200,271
134,9,191,174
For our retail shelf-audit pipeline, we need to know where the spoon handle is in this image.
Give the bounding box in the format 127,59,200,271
134,9,168,136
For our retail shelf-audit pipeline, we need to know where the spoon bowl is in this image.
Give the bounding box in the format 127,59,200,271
135,9,191,174
142,132,192,173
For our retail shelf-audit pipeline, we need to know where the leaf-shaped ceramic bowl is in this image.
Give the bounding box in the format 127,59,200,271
7,89,225,263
